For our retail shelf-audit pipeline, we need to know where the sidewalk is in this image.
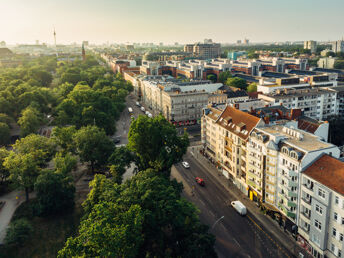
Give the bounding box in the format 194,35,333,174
189,145,311,258
0,190,25,244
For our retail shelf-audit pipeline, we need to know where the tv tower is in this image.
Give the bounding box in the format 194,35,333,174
53,27,58,57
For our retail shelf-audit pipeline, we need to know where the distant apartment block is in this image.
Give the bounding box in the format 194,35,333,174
184,41,221,59
332,40,344,53
304,40,317,53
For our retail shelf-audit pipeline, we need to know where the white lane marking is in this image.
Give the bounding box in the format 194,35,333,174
233,238,241,247
199,199,205,206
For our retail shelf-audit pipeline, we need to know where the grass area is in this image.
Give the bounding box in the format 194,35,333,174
0,201,83,258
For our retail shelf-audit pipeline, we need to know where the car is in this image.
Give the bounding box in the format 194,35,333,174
182,161,190,168
136,101,140,107
141,106,145,112
113,137,120,144
145,111,149,115
195,177,205,186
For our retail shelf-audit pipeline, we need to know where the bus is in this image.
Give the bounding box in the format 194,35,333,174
128,107,133,113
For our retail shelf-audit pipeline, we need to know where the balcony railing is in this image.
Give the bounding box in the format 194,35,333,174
301,197,311,204
301,211,311,219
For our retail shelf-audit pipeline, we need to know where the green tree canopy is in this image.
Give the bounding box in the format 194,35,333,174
51,126,77,154
334,60,344,69
73,125,114,173
128,115,189,173
54,152,77,175
218,71,232,84
34,170,75,216
0,147,10,184
58,170,216,258
206,74,217,83
225,77,247,90
0,122,10,145
247,82,257,93
17,106,43,137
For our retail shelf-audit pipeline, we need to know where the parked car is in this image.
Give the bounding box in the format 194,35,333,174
231,201,247,216
141,106,145,112
195,177,205,186
182,161,190,168
113,137,120,144
136,101,140,107
148,113,153,118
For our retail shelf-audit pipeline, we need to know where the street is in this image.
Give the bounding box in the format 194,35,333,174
172,150,294,258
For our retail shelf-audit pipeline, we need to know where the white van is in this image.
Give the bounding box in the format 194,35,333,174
231,201,247,216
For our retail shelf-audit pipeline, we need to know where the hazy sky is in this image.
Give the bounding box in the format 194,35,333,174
1,0,343,45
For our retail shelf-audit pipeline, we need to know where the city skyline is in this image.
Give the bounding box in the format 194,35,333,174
1,0,344,45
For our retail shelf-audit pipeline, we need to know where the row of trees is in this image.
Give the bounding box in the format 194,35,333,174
218,71,257,92
58,115,217,257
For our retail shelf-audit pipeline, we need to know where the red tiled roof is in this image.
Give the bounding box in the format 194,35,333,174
304,154,344,196
297,119,320,134
216,106,261,140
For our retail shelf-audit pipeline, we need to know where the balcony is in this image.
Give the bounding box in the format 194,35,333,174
301,211,311,219
224,145,232,152
301,225,310,233
288,191,297,198
267,162,276,167
287,200,297,208
288,170,297,177
267,170,275,176
301,197,312,205
266,188,275,195
247,179,257,188
241,155,246,162
266,179,275,185
288,180,298,188
303,183,313,191
241,165,246,172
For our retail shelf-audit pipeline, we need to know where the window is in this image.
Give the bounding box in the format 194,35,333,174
333,228,337,237
318,188,325,199
336,196,339,205
316,204,323,215
331,244,335,252
342,217,344,225
314,219,322,230
340,233,343,242
334,212,338,221
339,250,342,258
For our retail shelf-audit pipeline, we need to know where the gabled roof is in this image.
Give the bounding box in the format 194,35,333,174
303,154,344,196
216,106,261,140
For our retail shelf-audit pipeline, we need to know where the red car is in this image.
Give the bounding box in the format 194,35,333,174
195,177,205,186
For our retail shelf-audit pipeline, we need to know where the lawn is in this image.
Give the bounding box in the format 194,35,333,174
0,200,83,258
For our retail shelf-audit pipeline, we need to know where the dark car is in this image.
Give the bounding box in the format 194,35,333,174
195,177,205,186
114,137,120,144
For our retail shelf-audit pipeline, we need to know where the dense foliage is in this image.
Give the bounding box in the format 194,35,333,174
58,170,217,258
5,218,33,246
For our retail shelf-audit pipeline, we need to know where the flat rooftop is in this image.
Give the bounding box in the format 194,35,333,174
258,125,334,152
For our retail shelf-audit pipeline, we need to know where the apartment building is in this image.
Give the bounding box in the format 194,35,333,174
332,40,344,53
299,154,344,258
304,40,317,53
329,87,344,116
184,42,221,59
258,88,338,121
247,125,340,224
202,106,264,193
140,77,222,125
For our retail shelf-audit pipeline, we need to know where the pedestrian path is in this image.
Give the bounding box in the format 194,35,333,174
0,190,25,244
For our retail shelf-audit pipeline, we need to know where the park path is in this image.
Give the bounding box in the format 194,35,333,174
0,190,26,244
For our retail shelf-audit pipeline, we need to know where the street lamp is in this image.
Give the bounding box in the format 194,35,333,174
211,215,224,230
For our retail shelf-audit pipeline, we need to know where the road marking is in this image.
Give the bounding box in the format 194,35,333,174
246,215,291,258
233,238,240,247
198,199,205,206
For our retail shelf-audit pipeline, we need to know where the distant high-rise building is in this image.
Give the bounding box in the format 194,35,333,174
184,41,221,59
236,40,242,44
174,42,179,46
332,40,344,53
244,39,249,45
204,38,213,44
304,40,317,53
82,41,89,46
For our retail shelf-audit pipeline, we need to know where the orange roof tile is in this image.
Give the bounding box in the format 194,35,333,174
304,154,344,196
217,106,261,140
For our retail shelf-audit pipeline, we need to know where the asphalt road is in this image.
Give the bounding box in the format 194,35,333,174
173,151,294,258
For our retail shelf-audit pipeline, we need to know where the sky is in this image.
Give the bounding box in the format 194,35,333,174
1,0,344,45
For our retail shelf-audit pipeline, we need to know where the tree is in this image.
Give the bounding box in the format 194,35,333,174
4,152,39,201
218,71,232,84
17,106,43,137
326,51,336,57
128,115,189,173
334,60,344,70
34,170,75,216
247,82,257,93
73,125,114,173
12,134,56,167
206,74,217,83
247,52,259,59
0,147,10,184
0,122,10,145
51,126,77,154
54,152,77,175
58,170,216,258
225,77,247,90
108,146,134,184
5,218,33,246
327,115,344,146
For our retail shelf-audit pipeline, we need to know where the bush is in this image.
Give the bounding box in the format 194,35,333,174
5,218,33,246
